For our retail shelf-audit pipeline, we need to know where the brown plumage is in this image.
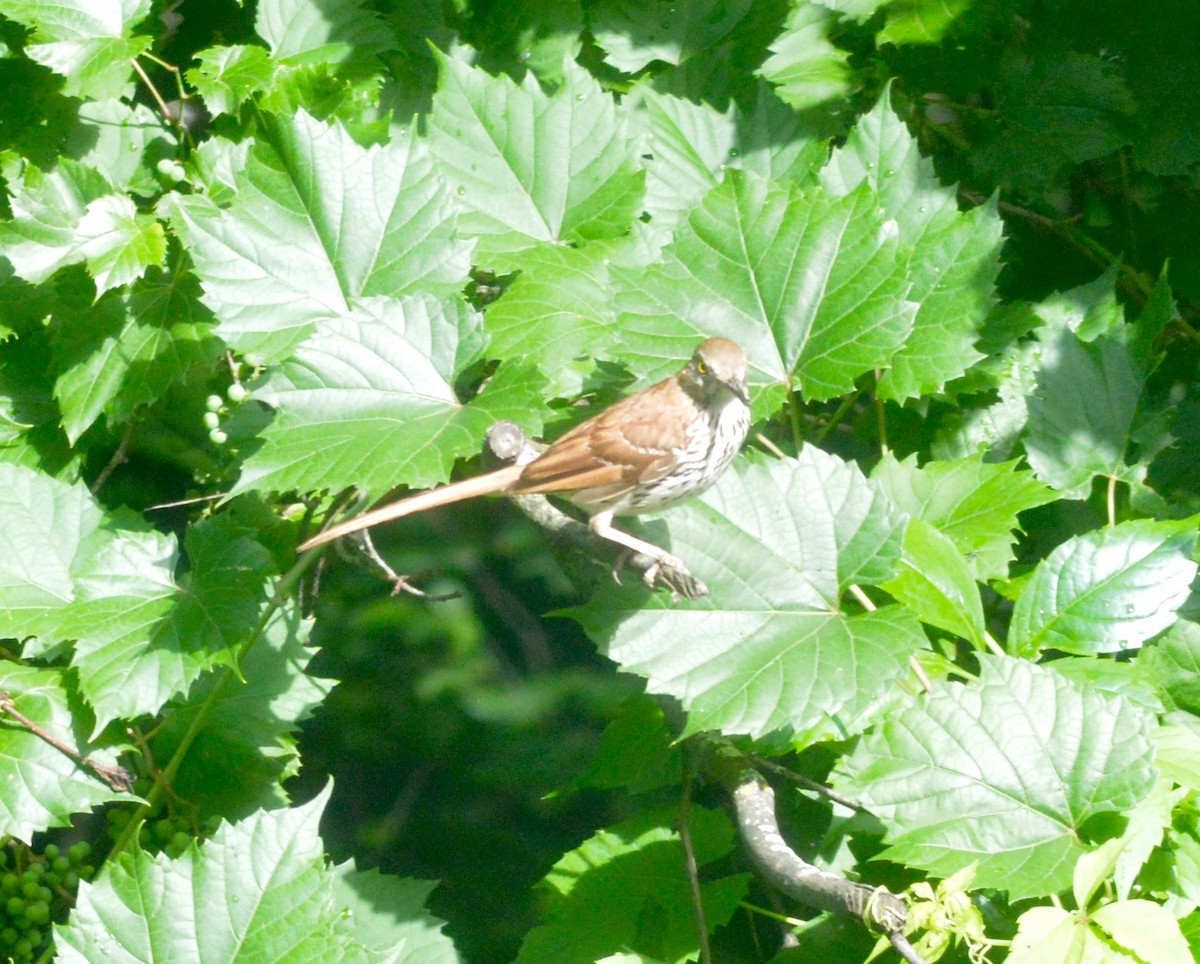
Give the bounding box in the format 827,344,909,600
299,338,751,591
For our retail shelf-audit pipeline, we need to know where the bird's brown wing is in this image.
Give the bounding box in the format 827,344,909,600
513,377,685,496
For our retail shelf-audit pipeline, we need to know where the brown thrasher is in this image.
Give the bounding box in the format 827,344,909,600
298,338,751,590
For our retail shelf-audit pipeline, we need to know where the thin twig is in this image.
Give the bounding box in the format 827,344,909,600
678,766,712,964
129,57,178,135
90,425,134,495
146,492,225,511
0,692,133,793
754,432,787,459
751,756,866,812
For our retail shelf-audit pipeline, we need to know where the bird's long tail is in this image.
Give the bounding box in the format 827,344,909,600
298,464,524,551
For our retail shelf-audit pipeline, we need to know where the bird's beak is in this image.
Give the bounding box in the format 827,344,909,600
730,377,750,404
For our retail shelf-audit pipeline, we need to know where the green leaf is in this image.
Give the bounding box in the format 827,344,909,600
51,272,222,443
614,171,914,402
835,656,1157,898
1024,326,1145,497
0,463,102,630
0,466,271,731
871,452,1055,582
1144,620,1200,715
628,86,735,230
573,451,920,741
329,865,461,963
166,112,472,362
72,194,165,295
1091,900,1192,964
1009,519,1198,658
68,99,177,196
255,0,393,68
427,52,644,265
877,0,976,45
55,787,455,961
589,0,755,73
0,159,128,286
882,518,986,648
483,241,622,397
234,292,548,497
0,664,131,842
575,695,681,794
1007,905,1101,963
149,602,332,819
63,514,272,734
516,807,747,963
820,89,1003,399
0,0,152,98
1155,725,1200,794
187,45,276,117
757,1,850,111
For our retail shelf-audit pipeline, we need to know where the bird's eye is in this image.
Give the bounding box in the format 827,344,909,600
696,360,708,375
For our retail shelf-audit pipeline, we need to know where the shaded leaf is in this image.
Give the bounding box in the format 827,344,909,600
835,656,1157,898
0,0,151,98
0,664,131,842
589,0,755,73
757,2,850,111
516,807,746,963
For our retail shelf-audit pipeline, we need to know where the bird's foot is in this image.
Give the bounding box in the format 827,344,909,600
643,554,707,600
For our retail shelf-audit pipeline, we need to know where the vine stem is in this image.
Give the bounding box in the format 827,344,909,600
108,549,320,858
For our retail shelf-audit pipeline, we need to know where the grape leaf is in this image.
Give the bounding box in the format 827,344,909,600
882,518,986,648
166,111,472,362
148,603,332,820
614,171,915,403
757,1,850,111
820,90,1003,400
573,451,921,741
0,664,131,842
51,274,222,443
427,52,644,266
872,452,1055,582
589,0,755,73
234,292,548,497
1009,519,1198,658
0,0,152,99
1024,325,1146,497
255,0,394,67
516,807,746,963
0,159,162,292
835,656,1157,898
55,786,459,961
187,45,276,117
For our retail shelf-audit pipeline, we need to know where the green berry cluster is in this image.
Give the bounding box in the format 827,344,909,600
106,798,221,860
0,841,94,962
204,382,250,446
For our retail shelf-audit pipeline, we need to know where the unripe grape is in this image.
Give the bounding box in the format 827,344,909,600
203,411,221,430
227,383,248,403
205,394,223,412
24,902,48,926
5,896,23,916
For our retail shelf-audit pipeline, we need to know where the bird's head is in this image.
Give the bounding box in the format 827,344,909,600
681,337,750,405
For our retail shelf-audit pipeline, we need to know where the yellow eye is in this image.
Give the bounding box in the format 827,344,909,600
696,360,708,375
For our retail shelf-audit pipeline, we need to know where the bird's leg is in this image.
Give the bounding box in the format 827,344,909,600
587,510,706,598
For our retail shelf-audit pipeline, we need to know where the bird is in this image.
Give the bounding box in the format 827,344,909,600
298,338,751,593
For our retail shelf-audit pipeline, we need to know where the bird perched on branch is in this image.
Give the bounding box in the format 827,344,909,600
299,338,751,594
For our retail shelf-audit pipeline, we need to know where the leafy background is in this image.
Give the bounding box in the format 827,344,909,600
0,0,1198,961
